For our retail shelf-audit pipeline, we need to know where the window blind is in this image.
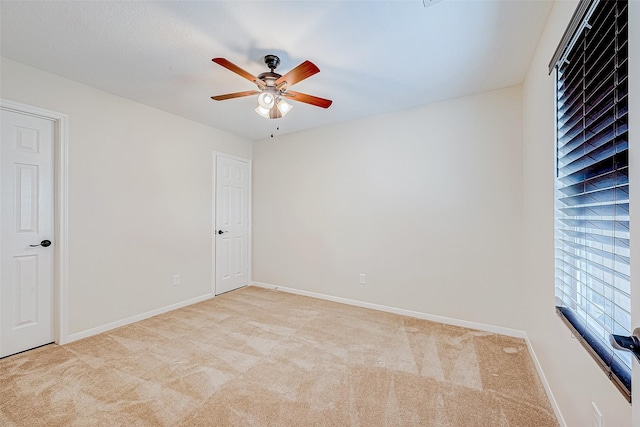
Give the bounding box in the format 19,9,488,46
553,0,631,400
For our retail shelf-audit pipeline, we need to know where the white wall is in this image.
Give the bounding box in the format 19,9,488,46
253,86,524,330
0,58,252,336
522,1,632,426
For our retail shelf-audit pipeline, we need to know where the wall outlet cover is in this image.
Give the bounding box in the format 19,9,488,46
591,402,603,427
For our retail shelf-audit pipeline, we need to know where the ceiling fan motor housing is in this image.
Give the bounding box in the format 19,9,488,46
257,72,281,87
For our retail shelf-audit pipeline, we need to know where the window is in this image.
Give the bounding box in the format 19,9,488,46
550,0,630,400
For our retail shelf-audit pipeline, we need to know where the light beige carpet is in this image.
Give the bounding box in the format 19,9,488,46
0,286,558,426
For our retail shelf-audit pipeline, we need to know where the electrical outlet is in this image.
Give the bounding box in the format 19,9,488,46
173,274,181,286
359,274,366,285
592,402,603,427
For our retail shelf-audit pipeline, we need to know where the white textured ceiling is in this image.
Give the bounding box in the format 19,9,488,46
0,1,553,141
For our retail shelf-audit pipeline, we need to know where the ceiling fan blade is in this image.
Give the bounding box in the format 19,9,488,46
275,61,320,88
212,58,258,84
211,90,260,101
283,91,332,109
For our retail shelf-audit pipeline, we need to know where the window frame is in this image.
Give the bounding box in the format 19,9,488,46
551,0,631,402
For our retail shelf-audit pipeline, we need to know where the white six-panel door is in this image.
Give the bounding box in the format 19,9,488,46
0,109,55,358
215,155,249,295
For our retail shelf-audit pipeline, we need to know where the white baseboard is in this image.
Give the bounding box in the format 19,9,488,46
252,281,525,338
251,281,565,426
523,335,567,427
66,292,214,343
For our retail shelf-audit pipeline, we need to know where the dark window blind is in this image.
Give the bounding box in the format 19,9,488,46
553,0,630,400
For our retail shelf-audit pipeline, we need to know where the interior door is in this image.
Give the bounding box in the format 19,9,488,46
0,109,55,358
215,154,249,295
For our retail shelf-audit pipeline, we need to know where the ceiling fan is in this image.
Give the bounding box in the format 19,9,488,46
211,55,332,119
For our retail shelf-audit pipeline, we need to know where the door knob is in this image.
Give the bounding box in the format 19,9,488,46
30,239,52,248
610,328,640,363
217,230,228,235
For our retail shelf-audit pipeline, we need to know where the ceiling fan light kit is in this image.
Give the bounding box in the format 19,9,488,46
254,105,272,119
276,98,292,115
257,92,275,109
211,55,332,120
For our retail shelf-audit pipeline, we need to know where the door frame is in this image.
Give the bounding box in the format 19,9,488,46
212,152,252,296
0,99,70,346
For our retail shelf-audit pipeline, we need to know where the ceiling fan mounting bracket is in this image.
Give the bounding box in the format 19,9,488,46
264,54,280,72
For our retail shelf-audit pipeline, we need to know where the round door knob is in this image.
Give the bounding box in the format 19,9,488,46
30,239,52,247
